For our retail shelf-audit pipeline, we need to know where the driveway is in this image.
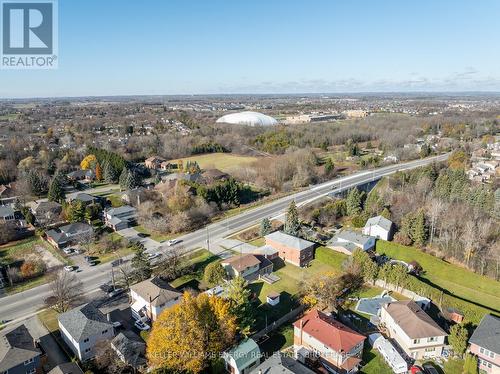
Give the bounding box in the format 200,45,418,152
116,227,163,252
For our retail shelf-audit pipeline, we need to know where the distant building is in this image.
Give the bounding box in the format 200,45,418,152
32,201,63,226
468,314,500,374
221,254,273,280
327,230,375,255
216,111,277,127
250,352,315,373
130,277,182,321
58,303,115,361
67,169,95,182
48,363,84,374
264,231,315,267
222,339,261,374
145,156,166,170
0,324,42,374
363,215,394,241
0,205,16,221
104,205,137,231
46,222,94,249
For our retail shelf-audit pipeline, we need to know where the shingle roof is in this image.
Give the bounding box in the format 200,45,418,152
469,314,500,354
331,230,373,246
0,205,15,217
58,303,113,342
0,324,41,372
226,339,260,371
265,231,314,251
222,254,261,272
364,215,393,231
60,222,93,235
130,277,182,307
250,352,315,374
106,205,136,217
73,193,96,203
293,309,366,353
111,331,146,367
383,300,447,339
48,362,84,374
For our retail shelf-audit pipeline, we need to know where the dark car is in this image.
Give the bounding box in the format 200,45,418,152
422,363,440,374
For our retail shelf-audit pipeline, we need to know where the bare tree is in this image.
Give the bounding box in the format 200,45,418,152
45,269,83,313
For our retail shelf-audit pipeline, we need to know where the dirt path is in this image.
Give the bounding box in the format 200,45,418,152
34,244,63,269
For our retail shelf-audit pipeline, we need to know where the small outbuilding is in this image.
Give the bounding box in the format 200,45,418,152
266,291,281,306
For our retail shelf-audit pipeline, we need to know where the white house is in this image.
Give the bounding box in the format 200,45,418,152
363,215,394,241
222,339,260,374
58,303,115,361
327,230,375,255
380,300,447,360
130,277,182,322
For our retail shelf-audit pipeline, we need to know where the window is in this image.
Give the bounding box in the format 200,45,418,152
85,348,91,353
425,347,435,352
102,329,108,334
413,339,420,344
83,338,89,343
480,347,485,354
24,358,34,365
489,351,495,359
427,337,437,342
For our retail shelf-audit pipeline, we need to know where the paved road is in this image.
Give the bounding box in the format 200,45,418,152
0,154,448,324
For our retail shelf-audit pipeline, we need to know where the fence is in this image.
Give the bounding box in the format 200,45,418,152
252,305,305,340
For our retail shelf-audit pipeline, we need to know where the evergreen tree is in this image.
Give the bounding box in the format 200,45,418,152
67,200,85,222
224,276,254,336
103,161,117,183
380,207,391,220
119,168,130,190
26,170,48,197
203,262,226,287
346,188,363,216
131,244,152,281
47,174,65,203
411,210,428,247
284,200,300,236
260,218,272,237
324,158,334,174
449,324,468,358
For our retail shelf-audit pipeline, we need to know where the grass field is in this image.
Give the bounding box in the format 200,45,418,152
360,349,393,374
166,153,259,173
170,249,218,290
376,241,500,313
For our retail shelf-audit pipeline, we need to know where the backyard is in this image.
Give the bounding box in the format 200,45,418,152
166,153,259,173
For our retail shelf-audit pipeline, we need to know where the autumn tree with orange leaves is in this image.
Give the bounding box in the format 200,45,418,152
95,162,103,181
147,292,237,373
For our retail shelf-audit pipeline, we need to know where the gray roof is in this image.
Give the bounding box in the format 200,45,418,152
250,352,315,374
72,193,96,203
0,205,14,217
60,222,93,235
58,303,113,342
33,201,62,215
330,230,373,246
469,314,500,354
130,277,182,307
48,362,84,374
106,205,137,217
111,331,146,367
328,240,358,253
0,324,41,372
365,215,393,231
265,231,314,251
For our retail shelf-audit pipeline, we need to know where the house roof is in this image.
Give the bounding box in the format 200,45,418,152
60,222,93,235
364,215,393,232
250,352,315,374
0,324,41,372
130,277,182,307
58,303,113,342
0,205,15,218
72,193,96,203
48,362,84,374
293,309,366,353
383,300,447,339
469,314,500,354
265,231,314,251
111,331,146,367
106,205,136,217
32,201,62,215
226,339,260,371
328,240,358,254
331,230,373,246
222,254,261,272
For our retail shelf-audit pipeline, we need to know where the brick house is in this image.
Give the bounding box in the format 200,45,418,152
264,231,315,267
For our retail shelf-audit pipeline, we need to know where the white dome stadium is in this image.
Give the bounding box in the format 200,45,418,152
216,111,278,126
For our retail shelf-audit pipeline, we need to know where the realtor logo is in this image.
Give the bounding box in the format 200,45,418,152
1,0,58,69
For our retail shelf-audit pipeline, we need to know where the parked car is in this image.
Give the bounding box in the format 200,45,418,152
112,321,122,329
134,319,150,331
147,252,161,260
410,366,424,374
422,363,440,374
64,265,75,272
88,260,97,266
74,248,83,254
166,239,180,246
62,248,73,255
108,287,124,298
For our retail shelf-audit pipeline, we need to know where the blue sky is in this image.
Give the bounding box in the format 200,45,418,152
1,0,500,98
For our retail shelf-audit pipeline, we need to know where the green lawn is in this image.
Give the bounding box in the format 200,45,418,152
376,241,500,313
443,358,464,374
166,153,259,173
133,225,179,242
360,348,393,374
170,249,218,290
38,308,59,333
258,324,294,355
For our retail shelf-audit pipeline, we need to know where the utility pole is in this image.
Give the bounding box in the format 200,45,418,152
206,227,210,252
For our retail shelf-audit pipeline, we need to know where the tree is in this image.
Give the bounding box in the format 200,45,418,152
324,158,334,174
224,276,254,336
47,174,65,203
80,154,97,170
284,200,300,236
352,249,378,284
411,209,428,247
131,244,152,281
448,149,467,170
156,247,184,281
45,269,83,313
449,324,468,358
259,218,272,237
346,188,363,216
25,170,48,197
103,161,117,183
147,292,237,373
203,262,226,287
66,200,85,222
463,352,478,374
95,162,103,181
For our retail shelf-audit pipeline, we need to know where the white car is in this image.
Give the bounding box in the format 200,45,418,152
166,239,179,246
134,320,150,331
63,265,75,272
62,248,73,255
108,287,124,298
112,321,122,329
147,252,161,260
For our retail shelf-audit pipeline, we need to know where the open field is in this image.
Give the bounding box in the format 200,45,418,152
360,349,393,374
166,153,259,173
376,241,500,313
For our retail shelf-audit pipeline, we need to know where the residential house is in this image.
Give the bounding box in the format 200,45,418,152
468,314,500,374
363,216,394,241
327,230,375,255
160,161,174,171
67,170,95,182
47,362,84,374
0,183,14,199
104,205,137,231
58,303,115,361
32,201,62,226
161,172,201,184
221,254,273,280
130,276,182,321
0,205,16,221
379,300,447,360
293,309,366,374
264,231,315,267
223,339,261,374
145,156,166,170
68,193,100,206
111,331,146,370
121,187,153,206
46,222,94,249
201,168,229,184
0,324,42,374
250,352,315,374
